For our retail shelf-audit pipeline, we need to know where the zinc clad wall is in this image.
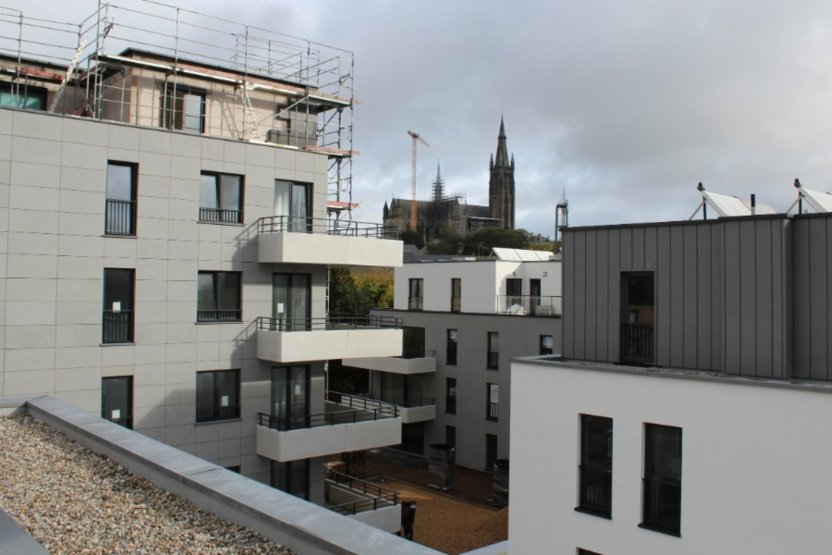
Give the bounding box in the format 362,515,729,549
793,215,831,380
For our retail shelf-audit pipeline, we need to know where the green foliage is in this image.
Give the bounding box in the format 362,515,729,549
463,227,529,256
398,229,425,249
329,266,393,316
425,226,465,255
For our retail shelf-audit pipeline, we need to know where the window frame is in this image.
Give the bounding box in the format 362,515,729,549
576,414,613,518
408,278,424,311
195,369,241,423
445,377,457,414
450,278,461,312
0,82,46,110
487,331,499,369
101,375,133,429
102,268,135,344
446,329,458,365
160,84,206,133
640,423,683,536
540,334,554,355
199,171,244,224
105,161,137,236
486,382,499,421
197,271,242,323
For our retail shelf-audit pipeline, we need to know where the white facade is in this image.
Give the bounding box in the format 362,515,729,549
510,358,832,555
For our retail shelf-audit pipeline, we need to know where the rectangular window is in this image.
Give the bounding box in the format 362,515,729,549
578,414,613,518
272,273,310,331
642,424,682,535
621,272,655,365
450,278,461,312
274,180,310,232
161,85,205,133
102,268,134,343
0,83,46,110
200,172,243,224
486,383,499,421
271,459,309,499
446,329,458,365
402,327,426,358
197,271,242,322
540,335,554,355
408,278,424,311
445,378,457,414
446,425,456,449
487,332,499,369
105,161,137,236
196,369,240,422
271,365,309,429
102,376,133,429
486,433,498,472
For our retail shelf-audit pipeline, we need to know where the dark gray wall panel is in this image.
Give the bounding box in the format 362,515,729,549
682,225,698,368
572,232,587,360
696,224,712,369
585,230,598,360
792,219,811,378
563,232,576,359
723,221,742,374
669,226,685,368
739,220,758,376
710,225,724,370
755,220,774,378
808,218,828,380
656,226,672,367
596,229,610,361
608,229,621,361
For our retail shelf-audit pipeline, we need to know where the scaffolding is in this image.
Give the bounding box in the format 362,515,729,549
0,0,355,217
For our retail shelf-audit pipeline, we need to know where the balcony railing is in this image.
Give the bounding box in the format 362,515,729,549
578,465,612,516
445,397,456,414
497,295,562,316
487,401,499,421
487,352,500,369
102,310,133,343
621,322,654,364
257,402,398,432
197,309,242,323
196,405,241,423
326,470,399,515
642,477,681,534
199,207,242,224
401,349,436,359
331,391,434,409
408,297,423,311
256,315,401,332
105,199,136,236
258,215,397,239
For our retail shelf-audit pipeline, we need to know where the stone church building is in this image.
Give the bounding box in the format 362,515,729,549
383,119,516,241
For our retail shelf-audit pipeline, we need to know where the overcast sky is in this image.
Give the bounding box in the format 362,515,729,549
6,0,832,235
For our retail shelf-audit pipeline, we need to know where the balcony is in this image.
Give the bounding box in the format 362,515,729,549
621,322,654,365
343,349,436,375
257,216,402,267
255,403,401,462
496,295,562,316
256,315,402,363
102,310,133,344
326,470,401,533
329,391,435,425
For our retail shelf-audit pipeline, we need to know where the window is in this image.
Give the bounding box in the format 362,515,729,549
102,268,134,343
486,433,498,472
102,376,133,429
446,329,458,365
446,425,456,449
0,83,46,110
642,424,682,535
196,369,240,422
272,273,310,331
271,459,309,500
487,332,499,369
486,383,499,421
197,271,241,322
445,378,457,414
506,278,522,305
408,278,424,311
200,172,243,223
621,272,655,364
105,161,137,236
161,85,205,133
578,414,613,518
271,366,309,429
540,335,553,355
402,327,425,358
274,180,310,231
450,278,461,312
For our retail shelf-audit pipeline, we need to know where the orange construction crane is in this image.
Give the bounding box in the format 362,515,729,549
407,130,430,231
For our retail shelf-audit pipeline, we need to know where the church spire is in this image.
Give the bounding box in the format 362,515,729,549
494,116,510,168
432,162,445,203
488,116,515,230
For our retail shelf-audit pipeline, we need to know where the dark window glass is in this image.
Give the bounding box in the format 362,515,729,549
402,327,425,358
486,433,498,472
272,273,310,331
621,272,655,364
102,268,134,343
486,383,499,421
642,424,682,535
105,162,137,236
271,365,309,429
196,369,240,422
540,335,553,355
487,332,499,369
274,180,310,231
102,376,133,429
408,278,423,310
578,414,613,518
446,425,456,449
446,329,458,365
451,278,461,312
197,271,241,322
161,86,205,133
0,83,46,110
270,459,309,499
445,377,456,414
200,172,243,223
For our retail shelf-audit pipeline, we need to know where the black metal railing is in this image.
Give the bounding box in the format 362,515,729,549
332,391,435,409
487,352,500,369
497,295,562,316
105,199,135,236
579,465,612,516
196,405,241,423
445,397,456,414
258,215,397,239
642,477,681,533
487,401,499,420
102,310,133,343
106,416,133,429
621,322,654,364
256,403,398,432
326,470,399,515
256,315,401,332
197,309,242,322
199,207,242,224
401,349,436,359
408,297,423,311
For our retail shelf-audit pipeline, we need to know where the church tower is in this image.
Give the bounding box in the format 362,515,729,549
488,117,515,229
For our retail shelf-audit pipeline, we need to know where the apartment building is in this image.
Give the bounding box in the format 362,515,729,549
509,190,832,554
0,2,404,528
344,248,562,472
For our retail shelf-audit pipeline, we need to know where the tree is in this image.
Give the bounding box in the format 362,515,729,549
328,266,393,316
463,227,529,256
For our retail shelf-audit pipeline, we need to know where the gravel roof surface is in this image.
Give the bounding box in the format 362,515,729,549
0,415,292,555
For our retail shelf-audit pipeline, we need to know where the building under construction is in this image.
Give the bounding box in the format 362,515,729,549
383,118,517,241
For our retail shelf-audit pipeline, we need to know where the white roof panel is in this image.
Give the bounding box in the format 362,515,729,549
492,248,554,262
703,191,776,217
801,187,832,213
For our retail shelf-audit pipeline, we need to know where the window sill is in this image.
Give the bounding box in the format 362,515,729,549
574,506,612,520
102,234,137,239
194,417,242,426
195,321,243,325
197,220,245,227
100,342,134,347
638,522,680,537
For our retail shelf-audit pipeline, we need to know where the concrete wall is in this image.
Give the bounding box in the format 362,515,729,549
510,357,832,555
